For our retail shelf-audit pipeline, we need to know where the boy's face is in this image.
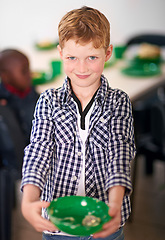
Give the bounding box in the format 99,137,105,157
3,57,31,91
58,39,112,91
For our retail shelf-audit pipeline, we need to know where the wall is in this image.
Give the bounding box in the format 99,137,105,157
0,0,165,49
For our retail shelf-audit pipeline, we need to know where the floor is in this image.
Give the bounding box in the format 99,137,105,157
12,156,165,240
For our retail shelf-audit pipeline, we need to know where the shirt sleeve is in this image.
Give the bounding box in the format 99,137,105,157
105,90,136,196
21,90,56,192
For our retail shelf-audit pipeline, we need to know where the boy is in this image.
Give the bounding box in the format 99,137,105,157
0,49,39,171
0,49,39,143
21,6,136,240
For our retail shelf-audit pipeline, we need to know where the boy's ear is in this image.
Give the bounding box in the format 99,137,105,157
105,44,113,62
57,45,63,60
0,71,9,84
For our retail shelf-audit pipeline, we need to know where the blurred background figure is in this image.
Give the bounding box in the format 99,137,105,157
0,49,39,174
0,49,39,240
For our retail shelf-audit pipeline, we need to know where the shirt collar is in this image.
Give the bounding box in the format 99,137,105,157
61,77,72,104
3,82,31,98
61,74,109,106
95,75,109,106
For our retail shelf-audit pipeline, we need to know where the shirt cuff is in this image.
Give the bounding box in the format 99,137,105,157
105,172,132,196
21,171,45,192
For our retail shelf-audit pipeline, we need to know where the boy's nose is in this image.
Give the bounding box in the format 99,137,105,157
77,61,88,73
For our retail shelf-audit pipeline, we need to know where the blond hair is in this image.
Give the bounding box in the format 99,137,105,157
58,6,110,51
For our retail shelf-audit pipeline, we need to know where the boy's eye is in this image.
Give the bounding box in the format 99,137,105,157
89,56,97,60
68,57,76,60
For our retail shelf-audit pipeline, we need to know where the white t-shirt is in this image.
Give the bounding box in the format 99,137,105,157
76,102,94,196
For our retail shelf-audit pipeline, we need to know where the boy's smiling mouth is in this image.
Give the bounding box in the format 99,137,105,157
76,74,90,79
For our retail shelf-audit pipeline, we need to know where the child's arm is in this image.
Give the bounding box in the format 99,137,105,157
93,186,125,239
21,184,57,232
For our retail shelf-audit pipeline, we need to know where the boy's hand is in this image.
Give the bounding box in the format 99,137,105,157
92,202,121,239
93,186,124,239
21,184,57,232
22,200,57,232
0,99,7,106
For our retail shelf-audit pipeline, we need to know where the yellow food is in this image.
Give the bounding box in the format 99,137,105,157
138,43,161,59
37,41,52,47
32,72,42,78
82,215,101,227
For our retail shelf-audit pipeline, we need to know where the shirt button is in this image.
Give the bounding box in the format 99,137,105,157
100,117,105,123
77,152,81,156
61,115,65,120
72,176,77,181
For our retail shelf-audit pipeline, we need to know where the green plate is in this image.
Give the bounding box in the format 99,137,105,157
121,64,161,77
35,41,58,50
121,56,161,77
32,72,53,85
47,196,111,236
130,56,162,65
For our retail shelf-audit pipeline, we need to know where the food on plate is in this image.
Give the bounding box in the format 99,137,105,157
138,43,161,59
31,72,43,79
37,41,53,48
82,215,101,227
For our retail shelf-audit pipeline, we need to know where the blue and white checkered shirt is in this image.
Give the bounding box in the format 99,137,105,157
21,75,136,227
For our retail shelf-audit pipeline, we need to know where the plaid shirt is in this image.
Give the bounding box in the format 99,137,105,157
21,75,136,227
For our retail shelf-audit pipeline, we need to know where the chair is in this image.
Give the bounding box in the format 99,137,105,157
125,32,165,171
124,33,165,221
138,100,165,173
126,33,165,47
130,94,165,221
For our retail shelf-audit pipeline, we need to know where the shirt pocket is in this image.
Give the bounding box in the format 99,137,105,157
91,116,110,150
53,110,75,145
